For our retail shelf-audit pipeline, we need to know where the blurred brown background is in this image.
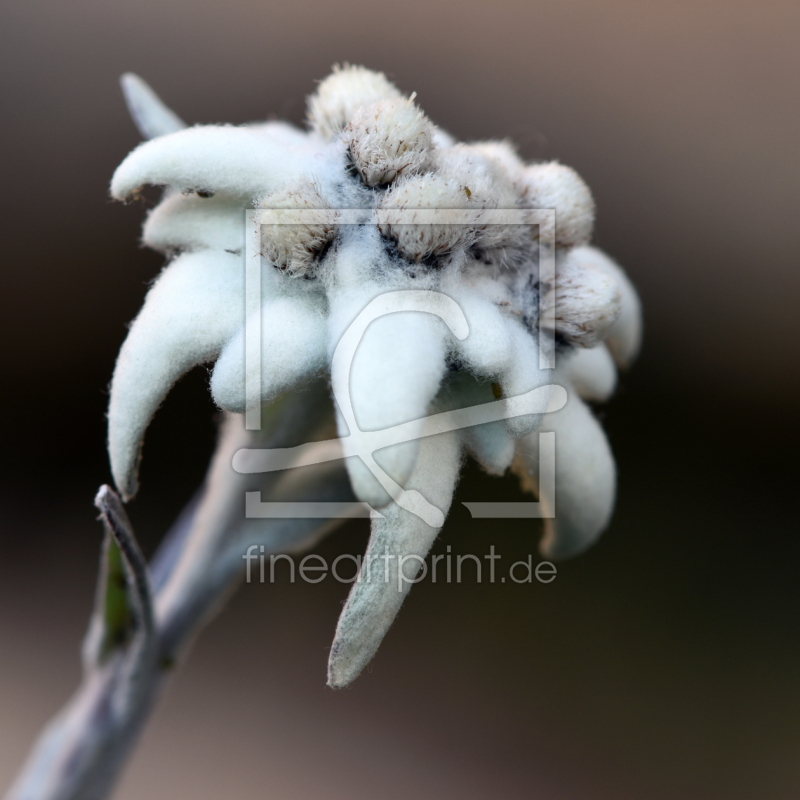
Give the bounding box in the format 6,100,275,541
1,0,799,798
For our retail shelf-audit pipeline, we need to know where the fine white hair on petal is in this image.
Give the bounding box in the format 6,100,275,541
110,125,319,201
258,181,336,277
446,373,516,475
120,73,186,140
108,250,244,499
445,282,552,438
498,317,554,437
543,254,622,348
513,382,616,559
247,120,320,147
307,64,402,140
345,97,434,186
328,297,451,508
522,161,595,248
210,294,328,413
143,192,246,254
465,415,516,475
562,344,618,403
444,281,514,373
569,246,643,367
323,229,465,508
377,173,476,262
327,426,463,689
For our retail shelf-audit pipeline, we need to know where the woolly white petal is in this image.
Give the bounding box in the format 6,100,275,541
108,250,244,499
143,193,245,254
110,125,319,200
570,246,643,367
120,73,186,140
446,282,552,438
323,229,467,507
499,320,554,437
329,295,450,508
562,345,617,403
210,295,328,413
514,384,616,559
465,418,516,475
248,120,319,147
448,374,515,475
327,427,463,688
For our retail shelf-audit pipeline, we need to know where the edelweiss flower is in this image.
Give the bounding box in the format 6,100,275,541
109,66,642,687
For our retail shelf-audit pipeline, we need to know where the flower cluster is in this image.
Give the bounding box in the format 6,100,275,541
109,66,641,686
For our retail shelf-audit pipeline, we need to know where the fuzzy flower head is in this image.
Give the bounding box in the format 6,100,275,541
109,67,642,687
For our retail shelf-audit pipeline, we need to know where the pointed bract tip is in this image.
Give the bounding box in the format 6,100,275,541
120,73,186,140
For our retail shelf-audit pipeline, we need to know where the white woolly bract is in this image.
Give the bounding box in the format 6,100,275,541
542,256,622,348
143,192,245,254
111,125,319,200
307,65,402,140
257,181,335,277
522,161,595,248
120,73,186,140
376,173,476,261
445,373,515,475
345,97,434,186
562,345,617,402
327,425,463,688
108,250,244,499
569,246,643,367
210,295,328,413
325,239,451,507
514,383,616,559
442,281,550,438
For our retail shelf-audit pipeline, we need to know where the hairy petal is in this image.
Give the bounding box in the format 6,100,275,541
447,282,553,438
570,246,642,367
326,231,463,508
562,344,617,403
330,301,451,507
210,294,328,413
513,383,616,559
110,125,319,200
327,428,463,688
447,373,515,475
120,73,186,140
143,193,246,254
108,250,244,499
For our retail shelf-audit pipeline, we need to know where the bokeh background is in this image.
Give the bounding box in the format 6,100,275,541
1,0,799,797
